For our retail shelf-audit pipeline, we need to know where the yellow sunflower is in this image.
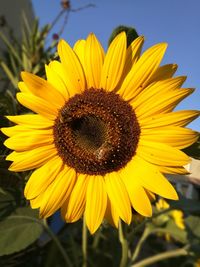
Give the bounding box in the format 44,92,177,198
156,198,185,241
2,32,199,234
156,198,185,230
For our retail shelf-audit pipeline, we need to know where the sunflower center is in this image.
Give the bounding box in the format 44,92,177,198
53,88,140,175
70,115,107,152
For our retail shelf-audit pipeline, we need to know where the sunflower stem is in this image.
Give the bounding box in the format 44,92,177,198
92,228,101,249
130,245,190,267
128,208,172,240
131,227,150,263
82,216,88,267
42,219,73,267
119,220,129,267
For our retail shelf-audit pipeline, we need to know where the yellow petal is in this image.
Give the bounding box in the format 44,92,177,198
85,175,107,234
85,33,105,88
40,167,77,218
65,174,89,222
6,114,54,128
18,81,29,92
128,186,152,217
17,93,58,120
134,88,194,120
157,165,190,175
156,198,169,210
116,36,145,91
30,193,44,209
21,72,65,107
1,125,30,137
122,36,144,77
105,172,132,224
4,129,53,151
45,63,69,99
100,32,127,91
140,110,200,129
137,140,190,167
57,39,86,94
131,76,186,110
145,189,156,202
127,155,178,200
24,156,63,199
104,198,120,228
73,39,86,71
120,164,152,216
171,210,185,229
141,126,199,149
7,144,57,172
49,60,80,98
48,60,64,75
118,43,167,100
147,63,178,84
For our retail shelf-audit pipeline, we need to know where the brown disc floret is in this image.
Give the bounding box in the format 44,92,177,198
53,88,140,175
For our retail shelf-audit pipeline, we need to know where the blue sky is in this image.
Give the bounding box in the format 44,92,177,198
32,0,200,131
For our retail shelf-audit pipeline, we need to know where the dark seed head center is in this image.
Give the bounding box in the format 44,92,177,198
70,115,107,152
53,88,140,175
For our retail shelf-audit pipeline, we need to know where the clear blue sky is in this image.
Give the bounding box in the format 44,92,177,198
32,0,200,131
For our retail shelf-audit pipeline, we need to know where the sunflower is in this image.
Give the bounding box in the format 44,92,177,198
2,32,199,233
156,198,185,241
156,198,185,230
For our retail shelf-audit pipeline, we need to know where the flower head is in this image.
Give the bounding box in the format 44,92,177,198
156,198,185,241
2,32,199,233
156,198,185,230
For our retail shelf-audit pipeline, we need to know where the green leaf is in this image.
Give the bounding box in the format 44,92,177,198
0,189,16,219
164,220,187,243
0,61,18,88
0,207,43,256
147,218,187,244
185,215,200,239
0,31,23,66
0,91,17,115
22,11,32,35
